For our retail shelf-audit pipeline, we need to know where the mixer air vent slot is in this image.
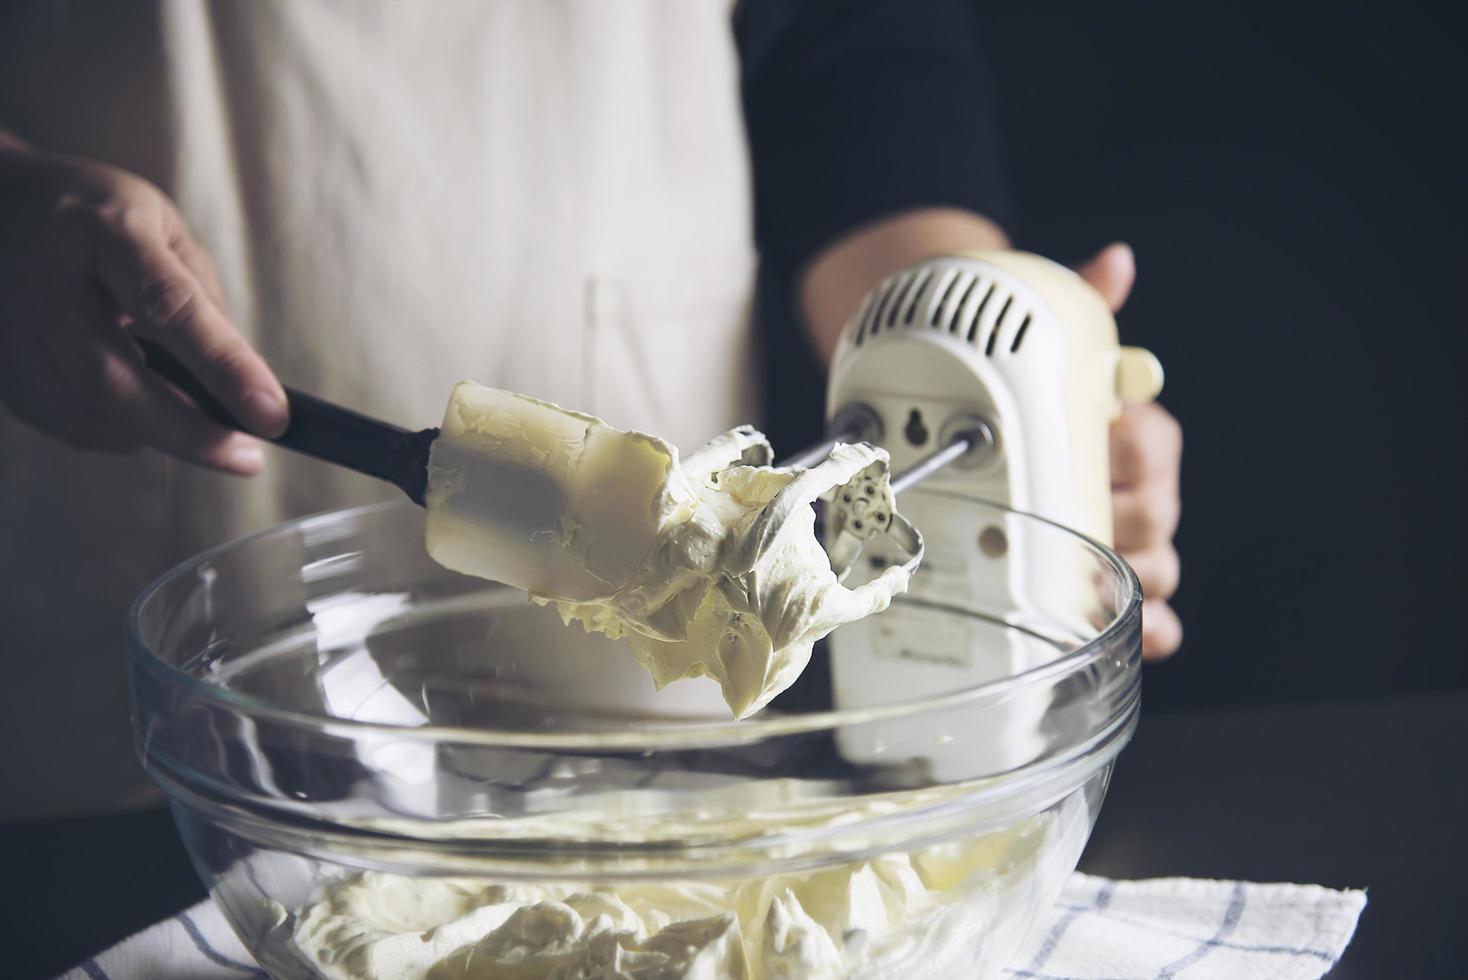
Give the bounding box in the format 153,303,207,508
853,289,877,345
948,276,979,335
883,275,913,330
853,263,1035,355
984,296,1013,354
1010,313,1032,352
867,282,895,340
966,283,998,343
899,267,933,325
928,269,961,327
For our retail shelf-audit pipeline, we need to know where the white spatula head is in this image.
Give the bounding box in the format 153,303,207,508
425,383,686,602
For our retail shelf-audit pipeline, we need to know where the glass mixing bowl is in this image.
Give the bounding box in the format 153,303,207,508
129,499,1140,979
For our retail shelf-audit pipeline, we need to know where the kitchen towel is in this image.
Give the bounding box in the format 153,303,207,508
59,873,1366,980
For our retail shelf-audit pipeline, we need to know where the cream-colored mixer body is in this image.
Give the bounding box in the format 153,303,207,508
825,251,1161,780
826,249,1162,545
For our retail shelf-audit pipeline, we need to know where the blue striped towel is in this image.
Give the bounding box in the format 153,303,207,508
60,872,1365,980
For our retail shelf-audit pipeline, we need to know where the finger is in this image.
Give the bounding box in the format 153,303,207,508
1122,544,1180,601
91,218,287,436
1110,401,1182,488
1076,242,1135,313
1141,598,1183,661
41,280,266,474
138,372,266,474
0,325,141,452
170,226,228,311
1113,484,1181,551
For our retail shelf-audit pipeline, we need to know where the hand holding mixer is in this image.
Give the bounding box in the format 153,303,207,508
788,249,1163,775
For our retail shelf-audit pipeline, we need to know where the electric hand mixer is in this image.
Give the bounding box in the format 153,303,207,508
781,249,1163,775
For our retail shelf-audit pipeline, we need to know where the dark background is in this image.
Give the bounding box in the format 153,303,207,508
765,0,1468,710
983,0,1468,708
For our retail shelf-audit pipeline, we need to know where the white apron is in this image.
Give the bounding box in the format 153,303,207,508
0,0,756,820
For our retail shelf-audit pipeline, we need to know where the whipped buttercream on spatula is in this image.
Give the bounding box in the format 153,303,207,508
424,383,921,718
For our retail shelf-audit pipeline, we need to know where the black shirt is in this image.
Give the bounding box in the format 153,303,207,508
734,0,1009,455
737,0,1010,277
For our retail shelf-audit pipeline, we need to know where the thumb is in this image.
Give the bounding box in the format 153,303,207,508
1076,242,1136,313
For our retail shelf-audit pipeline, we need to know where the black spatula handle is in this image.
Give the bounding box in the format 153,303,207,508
139,339,438,504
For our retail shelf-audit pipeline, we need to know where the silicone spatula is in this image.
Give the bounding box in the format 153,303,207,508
139,338,439,503
140,341,668,602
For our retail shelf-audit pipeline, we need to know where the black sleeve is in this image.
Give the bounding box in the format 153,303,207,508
736,0,1010,276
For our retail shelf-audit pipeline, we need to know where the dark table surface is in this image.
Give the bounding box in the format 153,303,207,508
7,690,1466,979
1082,689,1467,978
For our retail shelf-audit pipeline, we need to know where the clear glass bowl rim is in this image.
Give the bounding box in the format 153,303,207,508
127,499,1141,750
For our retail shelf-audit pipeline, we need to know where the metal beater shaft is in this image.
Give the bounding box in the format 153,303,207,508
776,403,883,469
890,435,974,494
777,423,863,470
779,404,990,494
